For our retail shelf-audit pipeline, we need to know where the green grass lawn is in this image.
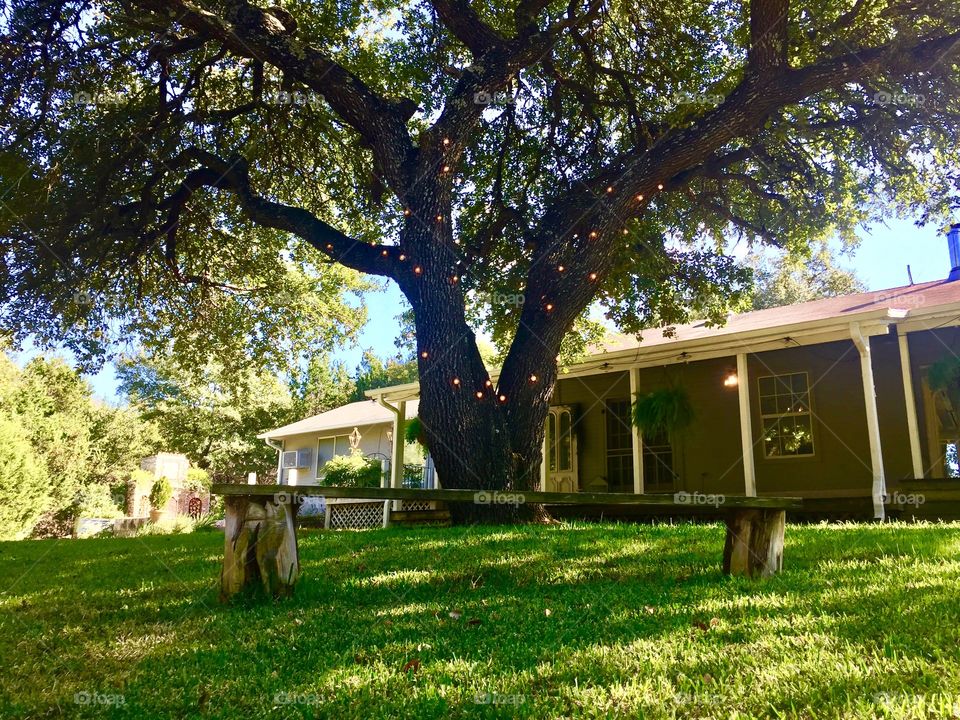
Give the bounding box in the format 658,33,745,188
1,522,960,719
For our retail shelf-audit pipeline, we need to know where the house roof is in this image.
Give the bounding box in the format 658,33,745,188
366,277,960,401
600,278,958,353
257,399,419,440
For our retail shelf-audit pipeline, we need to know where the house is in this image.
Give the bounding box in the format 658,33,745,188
257,400,432,527
259,226,960,522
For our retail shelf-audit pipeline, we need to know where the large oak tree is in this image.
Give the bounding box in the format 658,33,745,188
3,0,960,518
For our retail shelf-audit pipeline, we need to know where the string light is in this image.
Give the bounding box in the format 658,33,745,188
636,194,644,201
436,214,443,222
589,272,598,281
414,266,422,275
484,379,493,388
399,253,407,261
325,243,333,251
657,183,664,190
452,377,461,386
622,228,629,235
443,137,450,146
529,374,538,383
557,265,565,272
450,275,459,283
475,390,484,399
442,165,451,173
498,394,507,402
403,208,411,216
545,303,554,312
606,185,613,193
589,231,598,239
381,250,388,256
420,350,429,359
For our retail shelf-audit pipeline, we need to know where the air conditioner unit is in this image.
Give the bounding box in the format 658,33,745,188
297,449,312,469
282,451,298,469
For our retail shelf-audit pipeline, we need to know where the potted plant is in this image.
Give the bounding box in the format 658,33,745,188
148,477,173,522
631,386,694,439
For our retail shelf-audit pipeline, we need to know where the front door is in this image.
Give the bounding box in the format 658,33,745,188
544,406,578,492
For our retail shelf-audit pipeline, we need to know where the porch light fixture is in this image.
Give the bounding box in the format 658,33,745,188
723,369,739,388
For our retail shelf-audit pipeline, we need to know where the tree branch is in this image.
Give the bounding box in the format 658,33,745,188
430,0,504,56
748,0,790,75
153,149,397,278
132,0,417,192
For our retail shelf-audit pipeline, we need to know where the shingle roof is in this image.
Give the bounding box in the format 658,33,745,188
598,279,960,353
258,399,419,439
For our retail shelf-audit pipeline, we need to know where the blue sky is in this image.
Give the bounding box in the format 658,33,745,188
34,214,958,402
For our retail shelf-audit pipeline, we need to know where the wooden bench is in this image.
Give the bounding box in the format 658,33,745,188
211,484,802,601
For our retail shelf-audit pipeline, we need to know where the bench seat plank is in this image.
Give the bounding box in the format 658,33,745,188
212,484,802,509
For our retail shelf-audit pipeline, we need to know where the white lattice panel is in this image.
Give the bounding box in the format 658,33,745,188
329,502,383,529
400,500,435,512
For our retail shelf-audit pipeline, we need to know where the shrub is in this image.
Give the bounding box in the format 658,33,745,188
0,417,49,540
184,467,211,492
136,514,196,536
319,452,382,488
149,477,173,511
75,484,123,519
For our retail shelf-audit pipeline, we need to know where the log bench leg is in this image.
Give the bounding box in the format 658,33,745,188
220,495,300,601
723,508,785,578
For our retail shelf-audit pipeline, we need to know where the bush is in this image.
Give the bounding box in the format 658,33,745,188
184,467,211,492
319,452,382,488
136,514,196,536
149,477,173,511
75,484,123,519
0,418,49,540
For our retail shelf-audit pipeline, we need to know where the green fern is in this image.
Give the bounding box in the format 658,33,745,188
631,387,694,437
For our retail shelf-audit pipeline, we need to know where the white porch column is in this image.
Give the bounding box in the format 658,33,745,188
736,353,757,497
376,396,406,513
851,323,887,520
897,331,924,479
629,367,644,494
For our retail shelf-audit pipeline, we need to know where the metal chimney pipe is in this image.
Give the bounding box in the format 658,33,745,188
949,223,960,281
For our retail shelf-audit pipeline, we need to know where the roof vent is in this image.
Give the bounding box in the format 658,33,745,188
949,223,960,281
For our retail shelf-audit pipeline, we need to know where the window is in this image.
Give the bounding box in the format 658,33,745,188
605,400,633,493
642,429,675,492
758,373,814,458
316,434,352,477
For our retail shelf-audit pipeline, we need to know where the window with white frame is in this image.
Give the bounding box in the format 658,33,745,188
758,373,815,458
316,435,352,477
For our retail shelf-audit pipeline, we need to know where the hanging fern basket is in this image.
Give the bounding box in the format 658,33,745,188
404,416,426,446
631,386,695,438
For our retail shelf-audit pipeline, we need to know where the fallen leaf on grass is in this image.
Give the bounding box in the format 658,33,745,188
467,618,482,626
401,658,421,674
449,609,462,620
692,620,709,632
544,608,552,617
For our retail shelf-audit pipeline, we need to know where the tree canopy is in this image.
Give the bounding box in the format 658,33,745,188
3,0,960,503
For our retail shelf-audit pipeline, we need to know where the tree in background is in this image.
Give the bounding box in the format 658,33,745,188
118,351,295,481
4,0,960,518
0,351,162,537
351,350,419,402
289,353,356,418
0,417,49,540
748,240,866,310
